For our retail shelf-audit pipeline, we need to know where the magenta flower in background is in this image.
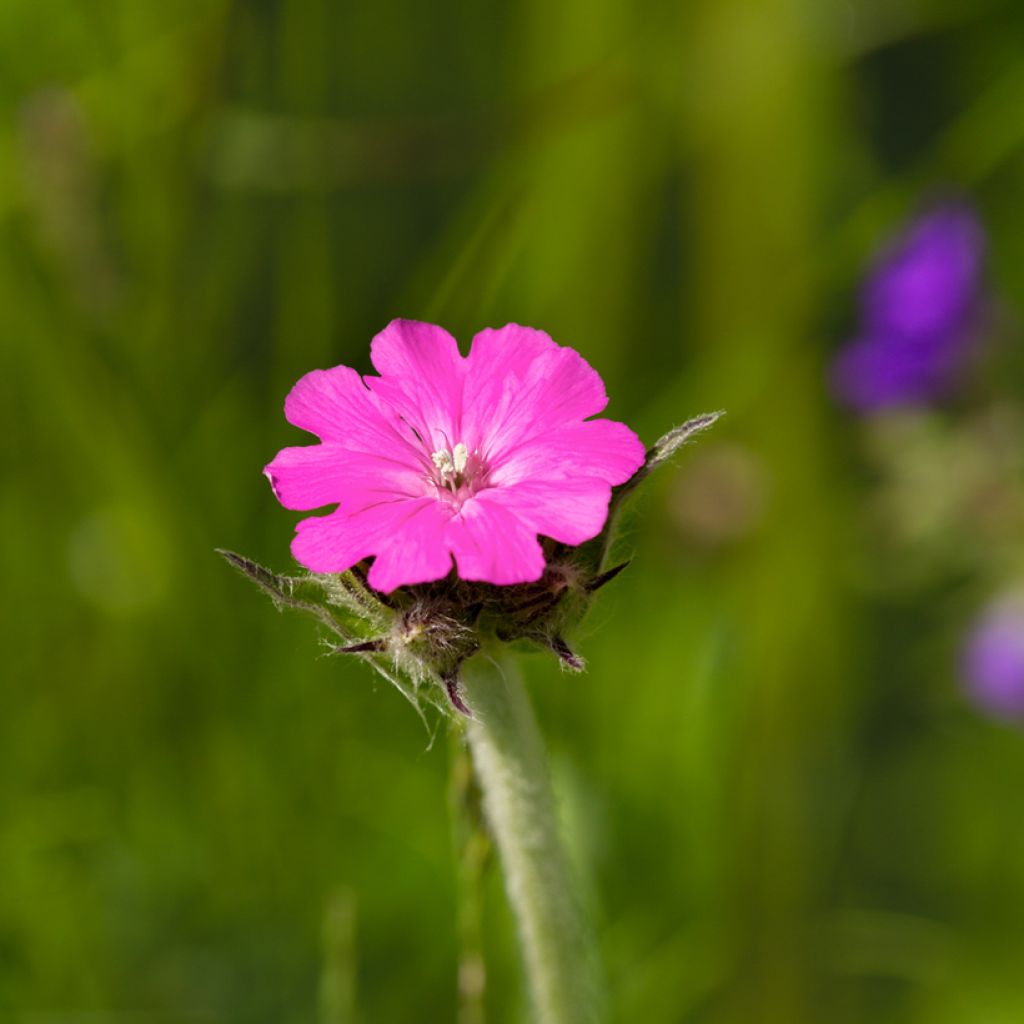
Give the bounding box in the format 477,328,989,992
265,320,646,592
962,594,1024,721
832,203,988,411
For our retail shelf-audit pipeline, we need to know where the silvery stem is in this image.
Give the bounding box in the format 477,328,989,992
460,653,600,1024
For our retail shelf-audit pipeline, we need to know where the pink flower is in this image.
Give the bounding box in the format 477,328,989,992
265,320,646,593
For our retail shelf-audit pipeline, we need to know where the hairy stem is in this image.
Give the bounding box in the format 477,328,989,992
449,734,490,1024
460,654,600,1024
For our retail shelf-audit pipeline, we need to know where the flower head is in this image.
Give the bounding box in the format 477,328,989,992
962,593,1024,722
832,203,988,412
265,321,645,593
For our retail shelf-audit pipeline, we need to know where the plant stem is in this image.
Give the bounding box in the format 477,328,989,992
449,733,490,1024
460,653,600,1024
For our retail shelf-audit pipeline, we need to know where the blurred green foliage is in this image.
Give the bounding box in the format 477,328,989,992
4,0,1024,1021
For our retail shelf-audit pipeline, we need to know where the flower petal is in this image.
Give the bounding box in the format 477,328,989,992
461,325,608,457
364,499,455,592
264,444,427,511
291,496,454,591
480,477,614,547
489,418,645,488
831,334,964,410
367,319,465,451
448,492,546,585
283,364,412,458
290,506,388,575
863,204,985,341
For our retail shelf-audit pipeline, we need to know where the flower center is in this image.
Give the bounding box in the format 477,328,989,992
430,442,486,504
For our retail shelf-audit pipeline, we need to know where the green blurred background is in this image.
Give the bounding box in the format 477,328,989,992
5,1,1024,1021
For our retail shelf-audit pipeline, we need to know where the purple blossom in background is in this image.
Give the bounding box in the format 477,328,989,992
962,595,1024,721
832,203,988,411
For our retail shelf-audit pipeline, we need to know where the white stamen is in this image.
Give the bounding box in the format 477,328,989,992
432,449,454,474
432,442,475,492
